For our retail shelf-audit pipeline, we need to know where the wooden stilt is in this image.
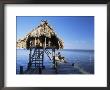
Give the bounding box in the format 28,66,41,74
52,48,56,69
42,49,44,69
39,68,42,74
52,48,58,73
27,47,32,70
20,66,23,74
35,37,36,47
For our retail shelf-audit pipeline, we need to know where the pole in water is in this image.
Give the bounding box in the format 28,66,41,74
52,48,56,69
55,62,58,74
20,66,23,74
27,46,32,70
72,63,74,67
39,68,42,74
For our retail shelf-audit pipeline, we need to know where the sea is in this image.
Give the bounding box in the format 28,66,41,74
16,49,94,74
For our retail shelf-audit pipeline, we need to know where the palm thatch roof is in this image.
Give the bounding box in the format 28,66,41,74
17,20,64,49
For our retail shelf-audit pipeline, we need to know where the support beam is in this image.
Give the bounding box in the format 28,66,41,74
20,66,23,74
45,37,46,48
52,48,56,69
35,37,36,47
27,47,32,70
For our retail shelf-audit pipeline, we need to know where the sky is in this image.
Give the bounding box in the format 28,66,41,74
16,16,94,50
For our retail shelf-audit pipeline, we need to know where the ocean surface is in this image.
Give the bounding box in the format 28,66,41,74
16,49,94,74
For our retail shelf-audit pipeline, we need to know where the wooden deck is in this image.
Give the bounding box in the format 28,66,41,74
20,62,90,74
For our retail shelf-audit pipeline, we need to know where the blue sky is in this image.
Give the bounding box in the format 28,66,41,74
16,16,94,50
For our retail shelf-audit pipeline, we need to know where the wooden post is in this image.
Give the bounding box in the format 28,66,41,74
29,50,31,61
38,38,40,45
53,48,56,69
39,68,42,74
42,49,44,69
55,62,58,74
20,66,23,74
27,46,32,70
52,48,58,73
48,40,50,47
35,37,36,47
45,37,46,48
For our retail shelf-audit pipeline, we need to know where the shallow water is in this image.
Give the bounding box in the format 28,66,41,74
16,49,94,74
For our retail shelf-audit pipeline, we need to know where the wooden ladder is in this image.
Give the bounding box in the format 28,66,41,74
31,48,44,69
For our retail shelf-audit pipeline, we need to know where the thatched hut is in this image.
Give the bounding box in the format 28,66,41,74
17,20,64,50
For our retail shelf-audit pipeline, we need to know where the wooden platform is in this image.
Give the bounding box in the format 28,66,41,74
20,62,90,74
